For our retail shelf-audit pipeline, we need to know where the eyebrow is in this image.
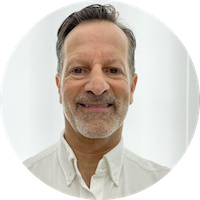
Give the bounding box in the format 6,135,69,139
65,57,125,67
65,58,87,67
105,58,125,66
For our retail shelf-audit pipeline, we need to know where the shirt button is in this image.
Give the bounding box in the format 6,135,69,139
67,176,72,182
101,161,107,170
114,175,118,182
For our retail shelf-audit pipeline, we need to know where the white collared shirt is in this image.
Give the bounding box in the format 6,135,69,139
24,132,170,200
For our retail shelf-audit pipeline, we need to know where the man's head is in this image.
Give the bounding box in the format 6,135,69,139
56,4,137,139
56,4,136,78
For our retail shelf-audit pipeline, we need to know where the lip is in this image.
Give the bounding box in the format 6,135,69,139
78,102,113,112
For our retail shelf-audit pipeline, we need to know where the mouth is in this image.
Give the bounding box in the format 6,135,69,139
80,103,112,108
78,103,113,111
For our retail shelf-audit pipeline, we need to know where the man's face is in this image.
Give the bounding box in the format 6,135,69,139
56,21,137,139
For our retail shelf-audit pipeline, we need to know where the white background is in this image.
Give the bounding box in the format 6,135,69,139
1,1,199,168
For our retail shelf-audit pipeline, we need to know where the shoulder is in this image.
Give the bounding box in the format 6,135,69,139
124,148,170,172
117,148,170,194
23,142,59,169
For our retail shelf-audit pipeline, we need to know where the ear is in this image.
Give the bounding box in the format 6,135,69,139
130,74,138,105
55,74,62,104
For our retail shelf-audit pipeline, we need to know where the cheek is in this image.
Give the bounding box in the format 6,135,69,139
62,80,85,105
111,81,130,101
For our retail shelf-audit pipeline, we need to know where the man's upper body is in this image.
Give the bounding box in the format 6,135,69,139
24,131,170,200
24,4,170,199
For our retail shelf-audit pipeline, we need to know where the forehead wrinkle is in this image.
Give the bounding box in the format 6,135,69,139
65,49,127,71
62,21,129,72
64,48,97,68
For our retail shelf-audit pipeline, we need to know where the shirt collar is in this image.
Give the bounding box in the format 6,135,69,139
103,139,124,186
58,130,124,187
58,130,76,186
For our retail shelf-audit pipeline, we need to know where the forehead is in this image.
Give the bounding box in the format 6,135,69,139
63,21,128,60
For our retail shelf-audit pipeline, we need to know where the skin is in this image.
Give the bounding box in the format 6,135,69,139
56,21,137,188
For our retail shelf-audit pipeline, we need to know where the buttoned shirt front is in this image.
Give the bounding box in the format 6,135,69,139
24,131,170,200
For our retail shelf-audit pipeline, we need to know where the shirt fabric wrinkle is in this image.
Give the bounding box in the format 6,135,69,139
24,130,170,200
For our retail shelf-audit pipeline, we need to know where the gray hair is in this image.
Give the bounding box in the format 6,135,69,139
56,4,136,77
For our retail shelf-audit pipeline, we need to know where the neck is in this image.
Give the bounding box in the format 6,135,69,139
64,119,122,188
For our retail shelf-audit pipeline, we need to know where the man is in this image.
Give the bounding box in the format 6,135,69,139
24,4,170,199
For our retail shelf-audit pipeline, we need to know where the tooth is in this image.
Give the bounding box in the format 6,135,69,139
82,104,111,108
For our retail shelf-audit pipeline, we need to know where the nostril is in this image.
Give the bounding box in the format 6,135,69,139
85,77,110,95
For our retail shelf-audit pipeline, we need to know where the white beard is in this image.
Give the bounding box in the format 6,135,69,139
63,92,129,139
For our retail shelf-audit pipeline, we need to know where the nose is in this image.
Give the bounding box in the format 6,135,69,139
85,66,110,95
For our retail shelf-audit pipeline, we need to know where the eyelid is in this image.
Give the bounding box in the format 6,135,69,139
70,67,88,74
67,66,125,77
104,67,123,74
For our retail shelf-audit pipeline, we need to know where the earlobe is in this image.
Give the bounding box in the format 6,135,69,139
130,74,138,105
130,97,133,105
55,74,62,104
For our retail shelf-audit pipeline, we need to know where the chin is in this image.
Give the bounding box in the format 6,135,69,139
77,122,116,139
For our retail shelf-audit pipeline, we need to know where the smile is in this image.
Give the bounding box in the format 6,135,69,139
78,103,113,111
80,103,112,108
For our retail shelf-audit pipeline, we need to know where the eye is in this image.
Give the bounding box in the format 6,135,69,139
106,68,122,74
109,68,119,73
71,67,87,75
74,68,83,74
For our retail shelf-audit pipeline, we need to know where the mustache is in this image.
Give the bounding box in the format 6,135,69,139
74,92,121,104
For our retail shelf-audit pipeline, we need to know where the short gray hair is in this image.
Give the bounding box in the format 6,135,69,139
56,4,136,77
